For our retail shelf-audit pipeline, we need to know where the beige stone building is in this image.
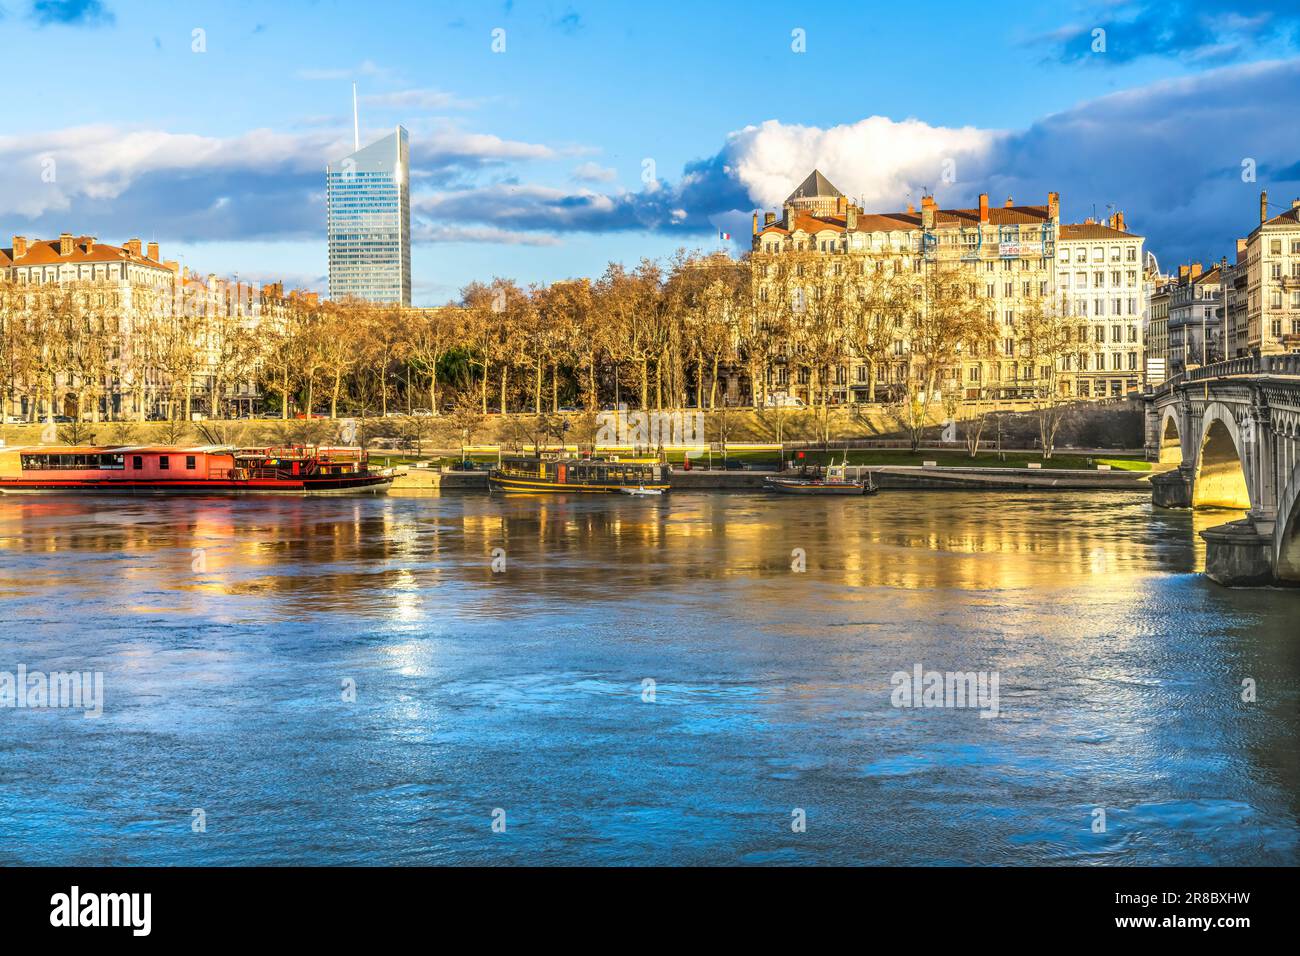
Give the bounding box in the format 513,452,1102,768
1231,191,1300,358
751,169,1142,403
0,234,292,421
1145,278,1175,385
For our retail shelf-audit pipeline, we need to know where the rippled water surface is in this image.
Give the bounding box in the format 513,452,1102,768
0,491,1295,865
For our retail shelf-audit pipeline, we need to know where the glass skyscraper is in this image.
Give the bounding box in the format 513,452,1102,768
326,126,411,306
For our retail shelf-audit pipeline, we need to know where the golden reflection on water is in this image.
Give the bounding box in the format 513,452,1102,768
0,491,1226,626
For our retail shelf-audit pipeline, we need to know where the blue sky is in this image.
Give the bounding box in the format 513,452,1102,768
2,0,1299,303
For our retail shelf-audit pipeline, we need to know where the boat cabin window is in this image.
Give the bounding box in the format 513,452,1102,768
20,453,126,471
132,456,143,470
186,456,197,470
159,456,170,470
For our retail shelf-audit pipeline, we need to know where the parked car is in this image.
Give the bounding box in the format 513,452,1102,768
411,408,434,417
765,392,805,408
3,415,26,424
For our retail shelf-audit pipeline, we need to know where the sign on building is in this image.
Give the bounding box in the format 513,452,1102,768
1146,357,1166,386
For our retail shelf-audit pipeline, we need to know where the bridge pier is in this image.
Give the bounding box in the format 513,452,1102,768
1201,519,1278,587
1150,465,1194,509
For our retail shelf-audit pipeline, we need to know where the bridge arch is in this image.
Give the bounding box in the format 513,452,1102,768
1275,460,1300,583
1192,402,1252,511
1158,409,1184,464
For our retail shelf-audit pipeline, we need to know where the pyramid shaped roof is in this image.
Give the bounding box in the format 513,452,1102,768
785,169,844,203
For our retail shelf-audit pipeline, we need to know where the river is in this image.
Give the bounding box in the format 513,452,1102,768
0,491,1295,865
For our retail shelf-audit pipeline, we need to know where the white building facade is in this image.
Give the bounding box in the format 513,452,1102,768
1056,219,1146,398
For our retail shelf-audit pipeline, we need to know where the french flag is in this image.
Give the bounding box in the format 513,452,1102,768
719,231,731,241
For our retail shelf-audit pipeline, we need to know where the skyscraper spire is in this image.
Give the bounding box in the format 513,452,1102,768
352,83,360,151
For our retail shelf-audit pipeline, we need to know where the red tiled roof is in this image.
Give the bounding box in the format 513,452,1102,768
1059,222,1138,240
1,237,171,271
758,204,1050,238
1262,207,1300,228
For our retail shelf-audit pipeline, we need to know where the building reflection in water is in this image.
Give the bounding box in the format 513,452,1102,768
0,489,1252,631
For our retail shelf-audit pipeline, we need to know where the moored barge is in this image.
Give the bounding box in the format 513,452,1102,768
0,445,392,496
489,455,670,494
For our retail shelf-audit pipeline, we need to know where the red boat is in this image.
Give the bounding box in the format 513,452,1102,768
0,445,393,496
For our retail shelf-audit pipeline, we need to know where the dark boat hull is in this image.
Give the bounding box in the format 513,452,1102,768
765,479,876,495
0,475,392,496
488,473,670,494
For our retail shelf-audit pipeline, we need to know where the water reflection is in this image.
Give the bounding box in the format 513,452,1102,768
0,491,1294,865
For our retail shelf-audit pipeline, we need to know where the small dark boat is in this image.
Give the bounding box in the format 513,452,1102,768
765,461,877,496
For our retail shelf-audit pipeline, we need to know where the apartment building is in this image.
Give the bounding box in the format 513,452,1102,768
0,234,290,421
1236,191,1300,356
751,170,1061,402
1056,217,1146,397
1167,262,1223,376
1145,278,1175,385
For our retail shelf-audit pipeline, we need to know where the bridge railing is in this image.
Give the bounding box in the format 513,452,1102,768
1150,353,1300,399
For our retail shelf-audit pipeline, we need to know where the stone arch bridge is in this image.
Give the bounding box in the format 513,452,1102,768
1145,355,1300,586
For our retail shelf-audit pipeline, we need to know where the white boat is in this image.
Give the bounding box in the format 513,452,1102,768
620,485,665,497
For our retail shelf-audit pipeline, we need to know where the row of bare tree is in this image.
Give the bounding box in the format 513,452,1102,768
1,249,1092,452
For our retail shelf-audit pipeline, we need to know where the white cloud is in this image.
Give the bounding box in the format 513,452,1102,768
721,116,1005,211
413,224,563,246
572,161,617,184
0,122,559,225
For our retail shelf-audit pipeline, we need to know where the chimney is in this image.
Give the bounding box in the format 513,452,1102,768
59,233,74,256
125,238,143,258
906,201,915,215
783,202,797,227
1261,190,1268,225
921,194,936,230
1178,264,1190,280
1115,211,1125,232
846,205,857,230
147,241,160,261
1190,262,1203,279
1084,217,1095,225
764,212,776,226
1047,191,1060,221
978,193,989,223
1004,196,1014,208
752,212,759,237
80,236,96,253
1236,238,1248,259
11,236,27,258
